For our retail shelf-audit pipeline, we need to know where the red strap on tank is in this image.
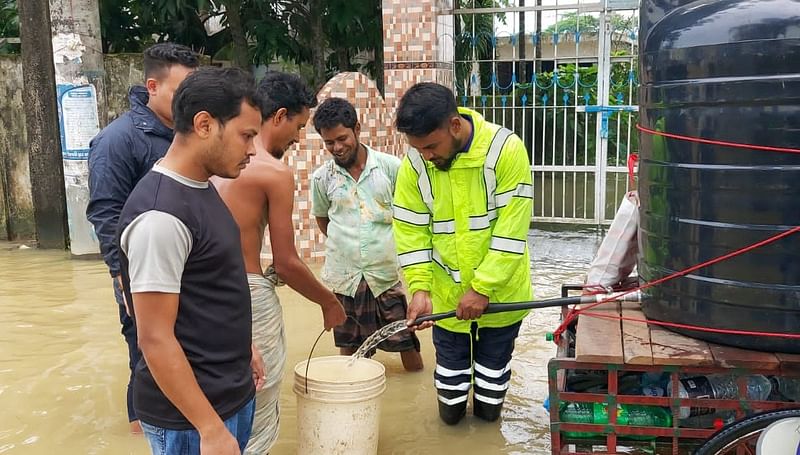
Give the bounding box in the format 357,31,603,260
636,124,800,154
551,126,800,343
553,222,800,342
626,153,638,189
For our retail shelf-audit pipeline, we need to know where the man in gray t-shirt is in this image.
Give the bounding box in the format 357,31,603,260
119,67,264,455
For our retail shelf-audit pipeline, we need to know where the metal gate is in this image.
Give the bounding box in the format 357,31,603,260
451,0,640,224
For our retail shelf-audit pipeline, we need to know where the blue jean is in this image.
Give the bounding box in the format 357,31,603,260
113,278,140,422
141,398,256,455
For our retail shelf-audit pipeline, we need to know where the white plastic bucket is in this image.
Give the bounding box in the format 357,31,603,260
293,355,386,455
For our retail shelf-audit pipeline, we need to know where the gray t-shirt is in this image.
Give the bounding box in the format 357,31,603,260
120,164,205,293
117,163,254,429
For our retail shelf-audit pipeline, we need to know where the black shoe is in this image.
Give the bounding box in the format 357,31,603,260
473,400,502,422
438,401,467,425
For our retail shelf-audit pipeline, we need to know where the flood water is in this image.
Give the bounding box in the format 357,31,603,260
0,228,601,454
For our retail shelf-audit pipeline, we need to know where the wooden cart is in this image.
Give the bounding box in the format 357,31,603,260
548,288,800,454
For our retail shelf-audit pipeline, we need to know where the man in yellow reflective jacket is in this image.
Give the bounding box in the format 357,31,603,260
393,82,533,425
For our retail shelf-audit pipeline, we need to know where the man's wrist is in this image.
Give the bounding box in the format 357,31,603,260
409,284,431,296
471,287,488,298
197,418,226,438
470,283,491,299
323,294,341,309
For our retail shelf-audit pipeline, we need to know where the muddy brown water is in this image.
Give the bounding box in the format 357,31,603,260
0,229,599,454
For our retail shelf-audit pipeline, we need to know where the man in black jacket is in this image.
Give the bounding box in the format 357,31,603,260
86,42,198,433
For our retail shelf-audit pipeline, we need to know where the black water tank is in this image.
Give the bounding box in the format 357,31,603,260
638,0,800,353
639,0,696,47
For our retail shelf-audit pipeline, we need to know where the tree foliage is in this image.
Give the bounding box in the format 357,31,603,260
2,0,387,89
544,12,600,35
96,0,384,89
0,0,19,54
544,11,638,37
454,0,507,93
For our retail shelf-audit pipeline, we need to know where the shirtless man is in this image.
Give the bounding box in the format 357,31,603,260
214,72,346,455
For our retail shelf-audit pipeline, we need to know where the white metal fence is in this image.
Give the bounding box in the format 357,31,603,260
452,0,640,224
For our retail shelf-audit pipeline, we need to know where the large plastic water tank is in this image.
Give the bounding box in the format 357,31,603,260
638,0,800,353
638,0,696,45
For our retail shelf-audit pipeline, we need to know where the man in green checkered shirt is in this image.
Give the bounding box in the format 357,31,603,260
311,97,424,371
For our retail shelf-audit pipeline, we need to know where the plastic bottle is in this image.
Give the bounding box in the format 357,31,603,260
558,402,672,439
679,410,736,429
771,377,800,402
667,375,772,418
641,384,665,397
641,372,668,389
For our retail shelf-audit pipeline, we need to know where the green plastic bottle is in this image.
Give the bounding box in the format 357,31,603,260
558,402,672,440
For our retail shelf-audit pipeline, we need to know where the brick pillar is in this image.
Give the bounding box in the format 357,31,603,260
262,1,456,267
263,73,398,267
382,0,456,144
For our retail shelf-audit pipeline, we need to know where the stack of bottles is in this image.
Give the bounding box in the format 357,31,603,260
549,372,800,439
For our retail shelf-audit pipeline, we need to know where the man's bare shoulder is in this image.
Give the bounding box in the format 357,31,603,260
239,157,293,187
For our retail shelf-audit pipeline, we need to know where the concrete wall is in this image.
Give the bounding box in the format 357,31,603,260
103,54,145,123
0,53,142,241
0,55,34,241
2,0,461,253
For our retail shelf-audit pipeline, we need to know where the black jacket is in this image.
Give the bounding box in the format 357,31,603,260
86,86,174,276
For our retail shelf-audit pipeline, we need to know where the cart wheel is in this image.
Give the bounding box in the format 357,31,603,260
694,408,800,455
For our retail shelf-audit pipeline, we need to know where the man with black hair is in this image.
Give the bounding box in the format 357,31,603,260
118,66,263,455
86,42,199,433
214,72,346,455
393,82,533,426
310,97,423,371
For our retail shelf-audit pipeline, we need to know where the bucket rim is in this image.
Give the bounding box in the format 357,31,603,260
294,355,386,384
292,382,387,403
